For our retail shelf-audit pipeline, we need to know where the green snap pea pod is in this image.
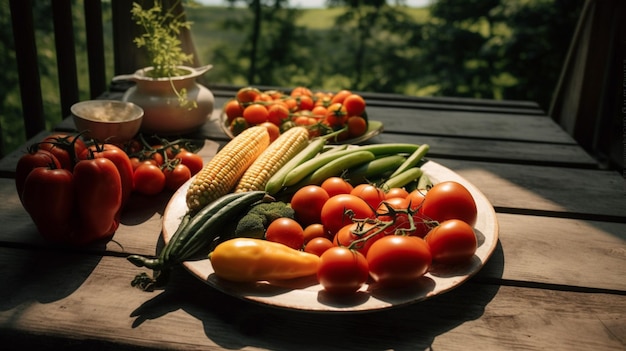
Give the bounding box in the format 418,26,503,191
380,167,424,190
307,150,376,185
283,148,357,186
417,172,433,190
356,143,421,156
284,143,421,186
265,137,326,195
389,144,430,179
346,154,407,183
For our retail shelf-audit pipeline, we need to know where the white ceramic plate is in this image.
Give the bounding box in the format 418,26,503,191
220,111,384,145
162,160,499,312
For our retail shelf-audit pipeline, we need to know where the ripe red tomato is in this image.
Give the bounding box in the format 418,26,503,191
321,176,353,197
133,163,165,195
290,185,330,227
324,102,348,127
405,189,426,210
351,183,385,210
420,181,477,226
386,187,409,200
424,219,477,264
259,121,280,142
163,163,191,192
224,99,244,123
333,222,383,256
15,149,61,203
174,150,203,176
265,217,305,250
320,194,376,236
366,235,432,287
303,223,327,243
236,86,261,103
39,133,86,171
85,143,134,207
317,247,369,295
343,94,366,116
330,90,352,104
267,103,290,126
304,237,334,256
243,103,269,125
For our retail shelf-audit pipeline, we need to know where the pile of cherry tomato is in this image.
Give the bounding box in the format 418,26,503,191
262,177,479,294
122,136,204,195
223,86,369,141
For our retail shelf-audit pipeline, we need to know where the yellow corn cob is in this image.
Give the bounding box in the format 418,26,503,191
186,126,270,212
234,126,310,193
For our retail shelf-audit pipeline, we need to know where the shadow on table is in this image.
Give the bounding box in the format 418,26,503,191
0,246,102,312
129,240,505,350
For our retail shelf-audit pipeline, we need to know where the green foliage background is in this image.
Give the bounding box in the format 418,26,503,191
0,0,583,157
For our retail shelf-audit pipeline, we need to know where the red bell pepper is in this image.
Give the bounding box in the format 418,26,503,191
72,158,123,244
21,165,75,243
81,143,134,208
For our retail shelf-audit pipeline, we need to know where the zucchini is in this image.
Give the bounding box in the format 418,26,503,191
128,190,269,290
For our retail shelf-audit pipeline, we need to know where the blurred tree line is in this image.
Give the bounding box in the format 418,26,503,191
0,0,583,157
209,0,583,109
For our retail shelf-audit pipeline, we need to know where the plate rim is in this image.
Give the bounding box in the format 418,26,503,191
161,160,499,313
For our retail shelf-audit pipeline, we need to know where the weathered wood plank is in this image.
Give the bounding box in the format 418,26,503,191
478,213,626,292
0,251,623,351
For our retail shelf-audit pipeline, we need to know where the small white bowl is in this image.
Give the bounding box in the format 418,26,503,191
71,100,144,143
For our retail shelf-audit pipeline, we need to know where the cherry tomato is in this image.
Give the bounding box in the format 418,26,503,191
164,163,191,191
386,187,409,200
366,235,432,287
420,181,477,226
424,219,477,264
229,117,249,136
224,99,244,123
265,217,305,250
343,94,366,116
290,185,330,227
174,150,203,176
330,89,352,104
351,183,385,210
317,247,369,295
346,116,367,138
304,237,334,256
243,103,269,125
133,163,165,195
333,222,383,256
291,86,313,97
296,94,315,111
324,102,348,127
303,223,328,243
405,189,426,210
321,176,353,198
259,121,280,142
267,103,290,126
320,194,376,237
236,86,261,103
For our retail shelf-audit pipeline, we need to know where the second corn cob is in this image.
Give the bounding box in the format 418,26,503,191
234,126,310,193
186,126,270,212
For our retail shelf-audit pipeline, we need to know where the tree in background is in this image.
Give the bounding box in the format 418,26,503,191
419,0,583,110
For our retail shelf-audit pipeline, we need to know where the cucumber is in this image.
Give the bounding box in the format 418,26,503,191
127,190,269,289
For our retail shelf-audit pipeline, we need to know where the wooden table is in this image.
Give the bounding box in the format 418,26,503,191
0,87,624,350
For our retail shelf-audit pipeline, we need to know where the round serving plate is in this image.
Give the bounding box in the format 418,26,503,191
162,160,499,313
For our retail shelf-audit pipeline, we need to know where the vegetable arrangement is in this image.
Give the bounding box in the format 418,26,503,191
15,132,206,246
224,86,370,142
125,109,481,297
16,133,129,245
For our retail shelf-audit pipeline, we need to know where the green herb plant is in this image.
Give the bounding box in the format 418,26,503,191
131,0,196,109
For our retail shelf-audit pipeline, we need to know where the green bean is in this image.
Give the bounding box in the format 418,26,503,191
307,150,376,185
381,167,424,190
389,144,430,178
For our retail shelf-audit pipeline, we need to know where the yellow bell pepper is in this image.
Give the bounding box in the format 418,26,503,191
209,238,320,282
